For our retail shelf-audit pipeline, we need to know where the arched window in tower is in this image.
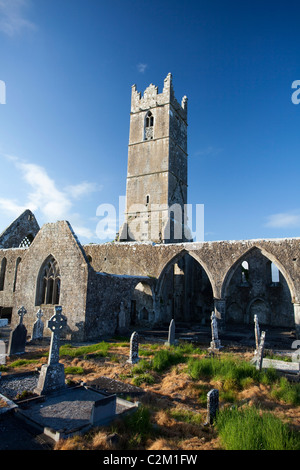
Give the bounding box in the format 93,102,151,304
36,256,61,305
144,111,154,140
0,257,7,291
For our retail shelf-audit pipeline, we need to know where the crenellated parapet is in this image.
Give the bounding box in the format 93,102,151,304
131,73,187,122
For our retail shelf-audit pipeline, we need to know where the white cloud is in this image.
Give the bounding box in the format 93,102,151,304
265,211,300,228
0,154,102,240
0,0,36,36
137,63,148,73
65,181,102,199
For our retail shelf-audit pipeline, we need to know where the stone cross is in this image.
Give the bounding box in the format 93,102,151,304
206,389,219,425
31,308,44,340
255,330,266,371
34,306,67,395
210,311,222,350
47,306,67,365
7,306,27,355
127,331,140,364
18,306,27,325
254,314,260,352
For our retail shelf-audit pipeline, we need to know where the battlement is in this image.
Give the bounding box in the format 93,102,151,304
131,73,187,122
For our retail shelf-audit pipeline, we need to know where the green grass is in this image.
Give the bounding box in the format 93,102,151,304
187,355,279,390
169,408,203,425
123,405,152,447
271,377,300,405
65,366,85,375
132,373,155,386
151,349,186,372
9,359,40,368
216,405,300,450
59,342,110,358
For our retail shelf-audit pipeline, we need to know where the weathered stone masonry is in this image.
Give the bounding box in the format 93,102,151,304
0,74,299,341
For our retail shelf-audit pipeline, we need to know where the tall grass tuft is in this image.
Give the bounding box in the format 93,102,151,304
216,405,300,450
151,349,186,372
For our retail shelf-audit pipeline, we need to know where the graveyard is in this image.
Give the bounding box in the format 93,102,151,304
0,309,300,451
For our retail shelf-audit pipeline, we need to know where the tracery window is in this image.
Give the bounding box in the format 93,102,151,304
37,257,61,305
144,111,154,140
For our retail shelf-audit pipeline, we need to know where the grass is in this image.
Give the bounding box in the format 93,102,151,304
271,376,300,405
9,358,40,368
169,408,203,426
216,405,300,450
187,355,279,389
151,349,186,372
59,342,110,358
65,366,85,375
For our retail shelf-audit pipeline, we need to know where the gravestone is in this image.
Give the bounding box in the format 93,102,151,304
127,331,140,364
7,306,27,356
254,314,260,352
34,306,67,395
206,389,219,425
210,311,222,351
0,340,6,365
31,309,44,341
254,330,266,371
165,319,176,346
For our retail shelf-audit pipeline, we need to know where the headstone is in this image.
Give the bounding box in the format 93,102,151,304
254,314,260,352
0,340,6,365
7,306,27,356
255,330,266,371
31,308,44,340
127,331,140,364
210,311,222,351
34,306,67,395
165,319,176,346
206,389,219,425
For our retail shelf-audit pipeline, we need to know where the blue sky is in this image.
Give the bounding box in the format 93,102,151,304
0,0,299,244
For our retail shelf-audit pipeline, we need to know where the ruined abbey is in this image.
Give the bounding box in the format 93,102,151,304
0,74,299,341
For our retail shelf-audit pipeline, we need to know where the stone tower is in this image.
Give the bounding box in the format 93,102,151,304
119,73,189,243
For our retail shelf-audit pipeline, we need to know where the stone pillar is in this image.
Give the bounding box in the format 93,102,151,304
209,311,222,351
214,299,226,331
254,331,266,371
293,303,300,339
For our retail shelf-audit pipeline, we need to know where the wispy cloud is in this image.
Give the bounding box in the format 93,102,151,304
265,210,300,228
137,63,148,73
0,154,102,239
0,0,36,37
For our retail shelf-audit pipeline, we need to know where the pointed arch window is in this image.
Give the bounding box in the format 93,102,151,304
144,111,154,140
36,257,61,305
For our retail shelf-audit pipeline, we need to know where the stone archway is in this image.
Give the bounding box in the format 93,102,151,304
222,247,295,328
156,251,214,325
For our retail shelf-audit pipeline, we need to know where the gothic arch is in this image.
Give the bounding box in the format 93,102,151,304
221,246,296,302
35,255,61,306
156,249,217,298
